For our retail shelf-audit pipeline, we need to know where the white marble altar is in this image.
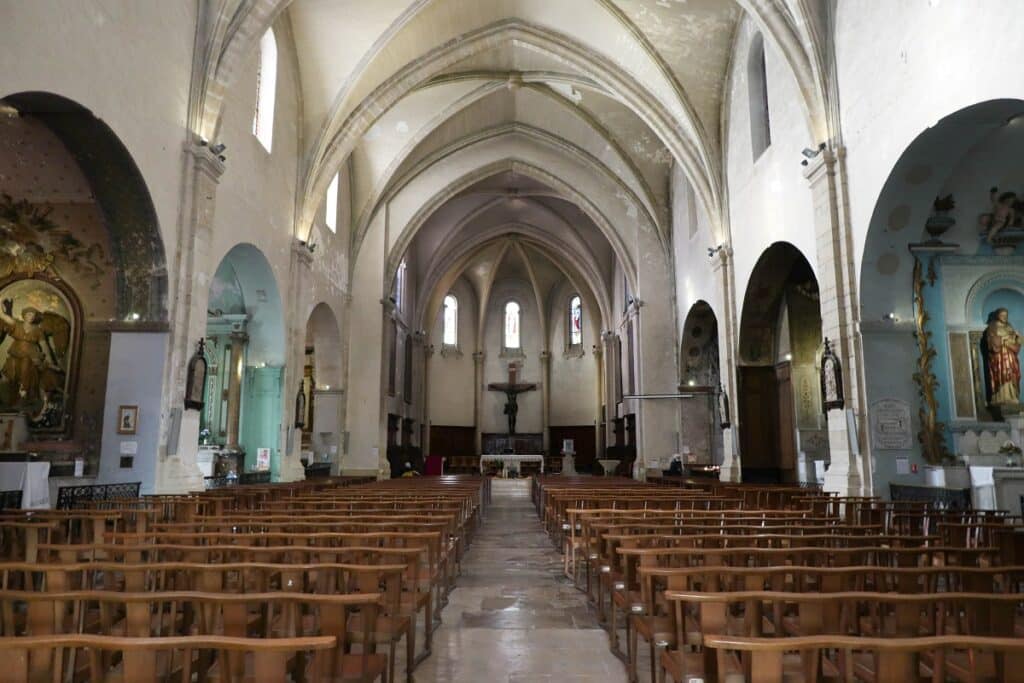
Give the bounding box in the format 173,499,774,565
479,453,544,477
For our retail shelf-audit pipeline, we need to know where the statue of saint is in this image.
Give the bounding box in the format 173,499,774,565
985,308,1022,409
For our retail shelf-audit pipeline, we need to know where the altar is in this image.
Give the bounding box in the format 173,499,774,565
479,453,544,477
969,465,1024,517
0,461,51,509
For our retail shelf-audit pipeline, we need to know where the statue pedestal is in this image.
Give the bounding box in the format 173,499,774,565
561,451,576,475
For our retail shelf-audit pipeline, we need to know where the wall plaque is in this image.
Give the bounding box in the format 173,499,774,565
870,398,913,450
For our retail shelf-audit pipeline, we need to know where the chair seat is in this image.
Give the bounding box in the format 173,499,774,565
332,653,388,683
347,614,411,644
631,614,675,644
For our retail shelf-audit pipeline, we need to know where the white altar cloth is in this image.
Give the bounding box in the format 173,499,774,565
479,453,544,476
0,461,50,509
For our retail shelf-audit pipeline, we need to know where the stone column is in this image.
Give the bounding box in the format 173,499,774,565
473,351,485,453
592,341,604,457
278,239,315,483
224,330,248,451
602,332,618,449
711,247,742,482
540,350,551,452
422,341,434,454
804,148,865,496
155,142,224,494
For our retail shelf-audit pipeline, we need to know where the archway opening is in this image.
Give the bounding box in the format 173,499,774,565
679,301,723,470
201,244,285,480
301,303,343,470
738,242,827,484
0,91,167,493
858,99,1024,498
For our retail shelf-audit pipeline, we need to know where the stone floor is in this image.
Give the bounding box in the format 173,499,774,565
409,478,628,682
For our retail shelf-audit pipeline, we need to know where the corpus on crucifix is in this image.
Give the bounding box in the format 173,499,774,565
487,363,537,435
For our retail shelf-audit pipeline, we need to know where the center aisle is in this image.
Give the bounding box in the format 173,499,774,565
413,478,626,682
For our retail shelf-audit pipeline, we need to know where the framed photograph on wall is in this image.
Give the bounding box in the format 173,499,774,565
117,405,139,435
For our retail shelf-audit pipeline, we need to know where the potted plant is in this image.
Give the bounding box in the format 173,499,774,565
999,441,1022,467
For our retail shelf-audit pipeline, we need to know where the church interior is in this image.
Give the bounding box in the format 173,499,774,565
2,1,1024,681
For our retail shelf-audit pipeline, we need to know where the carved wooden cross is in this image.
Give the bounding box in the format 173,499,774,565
487,363,537,435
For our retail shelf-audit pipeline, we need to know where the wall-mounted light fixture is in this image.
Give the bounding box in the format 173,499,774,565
707,244,725,258
882,312,899,322
800,142,827,166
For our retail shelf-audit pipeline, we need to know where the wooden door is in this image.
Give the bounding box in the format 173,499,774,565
550,425,597,471
738,366,780,481
428,426,475,458
774,362,797,480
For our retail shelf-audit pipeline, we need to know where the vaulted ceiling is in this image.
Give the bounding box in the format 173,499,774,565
269,0,821,330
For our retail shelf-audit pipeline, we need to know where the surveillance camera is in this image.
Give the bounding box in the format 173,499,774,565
210,142,227,155
801,147,817,158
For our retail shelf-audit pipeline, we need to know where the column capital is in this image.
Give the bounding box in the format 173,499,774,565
380,297,397,314
290,237,315,267
601,330,617,344
801,146,838,184
472,351,485,364
539,349,551,363
184,141,225,180
709,245,733,273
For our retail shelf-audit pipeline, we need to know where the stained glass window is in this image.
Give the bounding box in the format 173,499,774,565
569,295,582,346
504,301,520,349
443,295,458,345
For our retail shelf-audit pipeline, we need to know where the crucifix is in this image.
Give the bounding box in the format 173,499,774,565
487,363,537,435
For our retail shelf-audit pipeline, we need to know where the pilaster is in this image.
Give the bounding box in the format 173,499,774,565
155,141,225,494
473,351,485,454
804,147,866,496
710,247,742,483
540,350,551,452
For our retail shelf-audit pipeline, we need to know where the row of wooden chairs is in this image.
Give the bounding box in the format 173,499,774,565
533,475,1024,683
0,474,488,682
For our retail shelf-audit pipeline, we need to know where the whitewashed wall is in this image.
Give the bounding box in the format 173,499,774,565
428,277,477,426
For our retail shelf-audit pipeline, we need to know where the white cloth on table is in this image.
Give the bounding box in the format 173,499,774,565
0,461,50,508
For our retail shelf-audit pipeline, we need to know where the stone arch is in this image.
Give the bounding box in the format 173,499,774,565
305,302,343,388
858,99,1024,485
680,300,721,389
205,242,286,477
737,241,826,483
377,148,649,296
2,91,168,322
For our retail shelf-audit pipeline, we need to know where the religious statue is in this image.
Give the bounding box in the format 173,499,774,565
0,297,70,426
487,363,537,435
984,307,1022,411
979,188,1020,241
503,392,519,434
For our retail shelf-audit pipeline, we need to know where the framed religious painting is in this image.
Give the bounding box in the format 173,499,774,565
0,275,82,436
117,405,138,435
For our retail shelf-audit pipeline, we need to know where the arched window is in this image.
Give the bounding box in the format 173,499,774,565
504,301,521,349
394,259,407,311
747,32,771,160
252,28,278,152
442,295,458,346
325,172,339,233
569,295,583,346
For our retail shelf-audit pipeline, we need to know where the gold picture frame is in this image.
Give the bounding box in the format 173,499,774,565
117,405,138,435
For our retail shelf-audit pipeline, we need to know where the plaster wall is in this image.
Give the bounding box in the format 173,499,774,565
1,0,195,271
725,16,818,300
481,279,542,434
671,164,724,339
548,282,600,427
428,278,477,427
835,0,1024,280
98,332,169,494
